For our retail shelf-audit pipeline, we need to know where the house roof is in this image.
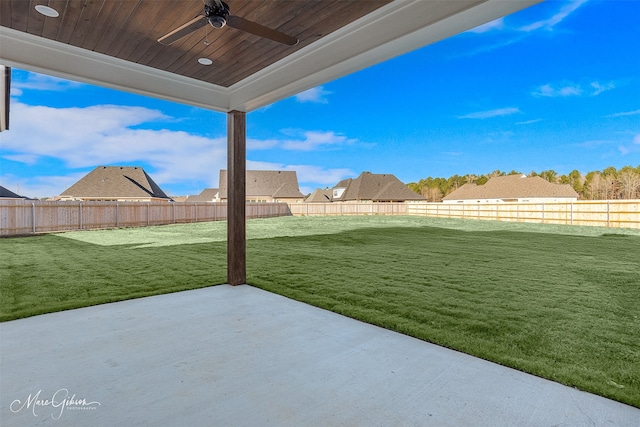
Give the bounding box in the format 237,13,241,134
306,188,333,203
0,1,540,112
0,185,27,199
59,166,170,200
218,170,303,199
185,188,219,202
334,172,425,202
443,175,580,201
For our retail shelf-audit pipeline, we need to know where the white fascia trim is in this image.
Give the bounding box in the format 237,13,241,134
0,27,231,112
229,0,542,112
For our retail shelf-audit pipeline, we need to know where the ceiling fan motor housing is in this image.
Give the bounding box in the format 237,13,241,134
205,1,230,28
208,15,226,28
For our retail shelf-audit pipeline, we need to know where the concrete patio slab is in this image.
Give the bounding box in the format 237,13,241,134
1,285,638,426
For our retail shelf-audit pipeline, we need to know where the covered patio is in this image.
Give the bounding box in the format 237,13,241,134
3,285,639,426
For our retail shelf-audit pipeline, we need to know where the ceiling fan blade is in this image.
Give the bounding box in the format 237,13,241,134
158,15,208,45
226,15,298,46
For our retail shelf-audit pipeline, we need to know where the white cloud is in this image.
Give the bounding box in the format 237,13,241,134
12,72,85,92
459,0,588,56
467,17,505,33
533,83,581,97
2,154,40,164
2,102,228,195
590,81,616,96
281,130,356,151
294,86,332,103
1,172,86,200
532,81,615,97
247,129,357,151
619,134,640,155
516,119,543,125
519,0,588,32
246,161,353,188
607,109,640,117
2,101,361,197
247,138,280,150
458,107,521,119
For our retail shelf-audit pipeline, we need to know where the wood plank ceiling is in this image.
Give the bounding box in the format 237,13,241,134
0,0,392,88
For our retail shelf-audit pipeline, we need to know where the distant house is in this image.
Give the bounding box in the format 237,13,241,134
330,172,425,203
183,188,220,202
443,175,579,203
218,170,304,203
0,185,29,199
55,166,172,202
305,188,333,203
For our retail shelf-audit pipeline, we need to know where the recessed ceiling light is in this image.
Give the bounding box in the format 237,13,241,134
35,5,59,18
198,58,213,66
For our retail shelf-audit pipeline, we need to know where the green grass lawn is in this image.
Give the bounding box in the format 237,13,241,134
2,216,639,407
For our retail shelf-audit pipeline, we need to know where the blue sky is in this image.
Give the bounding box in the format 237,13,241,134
1,0,639,198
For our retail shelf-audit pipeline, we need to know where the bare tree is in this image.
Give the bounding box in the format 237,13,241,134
586,173,603,200
618,168,640,199
602,174,617,199
421,186,443,202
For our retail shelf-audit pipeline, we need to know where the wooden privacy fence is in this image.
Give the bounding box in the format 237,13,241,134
406,200,640,229
3,200,638,236
287,200,640,229
0,201,291,236
288,202,408,216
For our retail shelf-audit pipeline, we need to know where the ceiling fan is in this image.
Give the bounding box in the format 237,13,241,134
158,0,299,46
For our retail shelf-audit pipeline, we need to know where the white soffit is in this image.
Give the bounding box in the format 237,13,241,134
0,0,541,113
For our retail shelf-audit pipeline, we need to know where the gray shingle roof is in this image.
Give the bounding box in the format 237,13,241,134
184,188,219,202
59,166,170,200
333,172,425,202
443,175,579,201
218,170,304,199
0,185,28,199
306,188,333,203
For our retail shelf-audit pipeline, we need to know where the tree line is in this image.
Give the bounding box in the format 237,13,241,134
407,165,640,202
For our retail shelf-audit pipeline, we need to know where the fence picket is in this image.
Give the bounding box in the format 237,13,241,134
0,201,291,236
286,201,639,229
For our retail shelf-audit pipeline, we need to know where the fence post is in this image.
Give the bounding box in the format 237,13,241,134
116,202,119,227
32,202,36,234
147,202,150,226
79,202,83,230
607,201,610,227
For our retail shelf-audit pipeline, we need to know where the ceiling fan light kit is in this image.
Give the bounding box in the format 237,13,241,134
158,0,298,46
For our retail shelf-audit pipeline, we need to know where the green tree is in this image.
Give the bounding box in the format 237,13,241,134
540,170,558,183
560,169,584,196
447,174,465,191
